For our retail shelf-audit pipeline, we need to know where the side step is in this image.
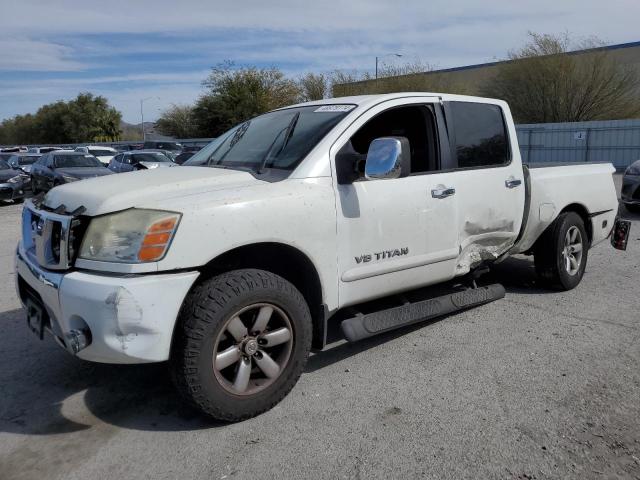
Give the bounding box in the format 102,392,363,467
340,283,506,342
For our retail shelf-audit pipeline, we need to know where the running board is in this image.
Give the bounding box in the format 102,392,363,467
340,283,506,342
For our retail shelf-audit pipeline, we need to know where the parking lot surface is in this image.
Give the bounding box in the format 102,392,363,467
0,176,639,479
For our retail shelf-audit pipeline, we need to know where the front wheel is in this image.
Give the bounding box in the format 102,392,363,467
534,212,589,291
170,269,312,421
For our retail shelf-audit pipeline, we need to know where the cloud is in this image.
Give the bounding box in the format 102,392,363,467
0,39,85,71
0,0,639,122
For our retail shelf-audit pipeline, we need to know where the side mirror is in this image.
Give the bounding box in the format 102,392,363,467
364,137,410,181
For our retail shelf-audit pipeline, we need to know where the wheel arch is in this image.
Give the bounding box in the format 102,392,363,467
198,242,327,350
558,203,593,244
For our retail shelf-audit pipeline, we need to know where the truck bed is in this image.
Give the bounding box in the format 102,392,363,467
512,162,618,253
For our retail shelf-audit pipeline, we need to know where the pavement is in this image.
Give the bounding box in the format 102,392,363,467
0,175,639,480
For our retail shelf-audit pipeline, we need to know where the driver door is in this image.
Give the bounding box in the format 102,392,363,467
332,97,459,308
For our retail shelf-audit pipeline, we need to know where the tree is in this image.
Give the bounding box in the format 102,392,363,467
0,92,122,144
298,73,327,101
193,62,301,136
156,104,198,138
481,32,640,123
330,61,468,97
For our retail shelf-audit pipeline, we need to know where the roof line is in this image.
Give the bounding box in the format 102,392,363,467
422,39,640,76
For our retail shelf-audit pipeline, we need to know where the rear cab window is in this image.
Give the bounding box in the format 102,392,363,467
445,101,510,170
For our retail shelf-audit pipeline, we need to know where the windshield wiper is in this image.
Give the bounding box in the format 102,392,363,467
257,112,300,174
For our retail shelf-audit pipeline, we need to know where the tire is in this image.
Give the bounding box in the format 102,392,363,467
170,269,312,422
625,203,640,214
14,197,24,204
534,212,589,291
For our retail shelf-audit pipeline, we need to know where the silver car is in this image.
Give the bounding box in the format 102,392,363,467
107,150,177,173
621,160,640,213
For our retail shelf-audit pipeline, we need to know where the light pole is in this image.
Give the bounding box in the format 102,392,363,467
375,53,402,79
139,96,159,141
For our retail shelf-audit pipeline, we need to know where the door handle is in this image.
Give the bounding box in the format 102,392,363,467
505,178,522,189
431,187,456,199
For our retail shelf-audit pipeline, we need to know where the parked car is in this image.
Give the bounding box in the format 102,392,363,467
1,146,28,153
7,153,41,174
74,146,118,166
27,147,62,154
143,140,183,152
15,93,627,422
30,151,113,193
108,150,177,173
142,148,179,161
0,159,26,203
621,159,640,213
173,151,194,164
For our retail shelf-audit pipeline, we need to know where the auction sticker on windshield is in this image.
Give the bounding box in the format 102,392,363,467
314,105,355,113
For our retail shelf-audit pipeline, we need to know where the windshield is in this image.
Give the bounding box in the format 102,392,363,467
54,154,103,168
184,105,354,171
88,149,115,157
131,152,172,163
16,155,39,165
0,160,10,170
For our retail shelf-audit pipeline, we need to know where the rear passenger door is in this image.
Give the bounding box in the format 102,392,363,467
442,100,526,275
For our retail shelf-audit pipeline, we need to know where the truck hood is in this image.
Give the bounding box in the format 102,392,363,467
43,166,262,215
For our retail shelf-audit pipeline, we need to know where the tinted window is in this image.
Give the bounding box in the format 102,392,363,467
449,102,509,168
53,154,103,168
0,153,12,162
0,160,10,170
16,155,39,165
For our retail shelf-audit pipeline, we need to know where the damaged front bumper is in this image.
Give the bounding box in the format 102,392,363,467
15,243,199,364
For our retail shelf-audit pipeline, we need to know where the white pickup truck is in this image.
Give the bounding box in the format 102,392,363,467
15,93,627,421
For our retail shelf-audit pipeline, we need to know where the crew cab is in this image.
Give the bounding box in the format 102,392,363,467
15,93,625,421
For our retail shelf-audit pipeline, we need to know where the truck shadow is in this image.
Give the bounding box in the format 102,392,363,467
0,308,223,436
0,256,564,435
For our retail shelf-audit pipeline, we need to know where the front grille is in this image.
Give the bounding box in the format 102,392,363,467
22,201,86,271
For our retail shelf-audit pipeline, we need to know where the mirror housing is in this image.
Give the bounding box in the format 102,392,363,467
364,137,410,180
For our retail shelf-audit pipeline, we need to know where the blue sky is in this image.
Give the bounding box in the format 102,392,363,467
1,0,639,123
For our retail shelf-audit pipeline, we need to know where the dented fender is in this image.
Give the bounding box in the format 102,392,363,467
58,270,200,363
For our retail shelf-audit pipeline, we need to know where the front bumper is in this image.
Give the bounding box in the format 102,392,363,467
621,174,640,205
15,244,199,364
0,182,24,201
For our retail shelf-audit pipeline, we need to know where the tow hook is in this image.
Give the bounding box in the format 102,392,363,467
65,329,91,354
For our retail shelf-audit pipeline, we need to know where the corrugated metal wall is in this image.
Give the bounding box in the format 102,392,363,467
516,119,640,170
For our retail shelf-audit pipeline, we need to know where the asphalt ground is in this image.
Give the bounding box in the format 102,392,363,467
0,175,638,480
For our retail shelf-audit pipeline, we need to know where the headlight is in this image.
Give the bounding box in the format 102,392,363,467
79,209,181,263
62,174,80,183
626,163,640,176
7,175,22,184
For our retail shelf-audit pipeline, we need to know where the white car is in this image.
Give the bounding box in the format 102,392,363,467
74,145,118,166
15,93,627,421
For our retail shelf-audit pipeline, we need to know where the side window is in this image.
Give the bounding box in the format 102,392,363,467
448,102,509,169
113,154,123,163
336,105,439,183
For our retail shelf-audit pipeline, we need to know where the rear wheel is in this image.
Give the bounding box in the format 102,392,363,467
170,269,312,421
534,212,589,291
